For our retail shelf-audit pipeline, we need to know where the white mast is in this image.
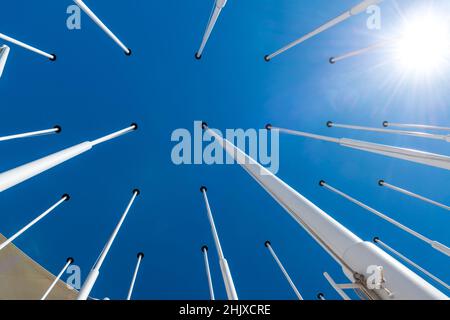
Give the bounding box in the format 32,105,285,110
0,124,137,193
0,194,69,252
0,126,61,143
126,252,144,300
0,45,10,78
329,39,392,64
202,122,447,300
319,181,450,257
379,180,450,212
200,186,238,300
77,189,140,300
0,33,55,60
41,257,74,300
265,241,303,300
73,0,131,55
383,122,450,132
195,0,227,59
201,245,215,300
264,0,383,61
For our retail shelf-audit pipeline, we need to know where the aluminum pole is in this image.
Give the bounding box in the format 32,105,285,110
264,0,383,61
319,181,450,257
0,126,61,143
265,241,303,300
200,186,238,300
0,33,55,60
383,122,450,132
201,245,215,300
126,252,144,300
202,121,447,300
0,45,10,78
73,0,131,55
41,257,74,300
0,124,137,193
77,189,140,300
0,194,69,252
329,39,392,64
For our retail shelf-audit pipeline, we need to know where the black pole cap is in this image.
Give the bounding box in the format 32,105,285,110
373,237,380,243
201,245,208,252
67,257,74,264
125,48,132,56
137,252,144,259
264,240,271,248
133,189,141,196
317,293,325,299
200,186,208,193
53,125,62,133
265,124,272,131
329,57,335,64
49,54,57,62
195,53,202,60
62,194,71,201
130,123,138,130
382,121,389,128
264,55,271,62
378,180,385,187
326,121,333,128
201,122,208,130
319,180,326,187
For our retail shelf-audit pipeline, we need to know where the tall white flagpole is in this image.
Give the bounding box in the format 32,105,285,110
0,33,55,60
0,45,10,78
41,257,74,300
200,186,238,300
264,0,383,61
195,0,227,59
383,121,450,132
0,124,137,193
379,180,450,212
201,245,215,300
265,241,303,300
77,189,140,300
267,125,450,171
0,126,61,143
0,194,69,252
202,121,447,300
329,39,392,64
374,238,450,291
319,181,450,257
126,252,144,300
73,0,131,55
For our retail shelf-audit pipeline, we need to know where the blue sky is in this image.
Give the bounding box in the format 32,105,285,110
0,0,449,300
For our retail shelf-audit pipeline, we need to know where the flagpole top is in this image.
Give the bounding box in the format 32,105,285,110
195,53,202,60
264,55,271,62
49,54,57,62
373,237,380,243
67,257,74,264
264,240,271,248
326,121,333,128
265,124,272,131
378,180,385,187
132,189,141,196
54,125,62,133
201,122,208,130
329,57,335,64
201,245,208,252
137,252,144,259
382,121,389,127
200,186,208,193
62,194,71,201
319,180,326,187
125,48,132,56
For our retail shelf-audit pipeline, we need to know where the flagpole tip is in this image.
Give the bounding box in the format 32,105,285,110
67,257,74,264
49,54,57,62
133,189,141,196
329,57,335,64
319,180,326,187
62,194,71,201
317,293,325,299
200,186,208,193
201,245,208,252
201,122,208,130
195,53,202,60
264,240,271,248
137,252,144,259
382,121,389,127
326,121,333,128
54,125,62,133
130,123,138,130
264,55,271,62
125,49,132,56
378,180,385,186
265,124,272,131
373,237,380,243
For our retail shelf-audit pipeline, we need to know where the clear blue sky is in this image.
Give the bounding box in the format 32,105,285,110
0,0,449,300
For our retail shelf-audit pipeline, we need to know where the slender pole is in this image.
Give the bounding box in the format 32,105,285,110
202,121,447,300
200,186,238,300
195,0,227,59
379,180,450,211
329,39,392,64
317,293,326,300
374,238,450,291
265,241,303,300
77,189,140,300
319,181,450,257
201,245,215,300
383,121,450,132
0,126,61,143
264,0,383,61
267,124,450,171
0,124,137,193
73,0,131,55
41,257,74,300
126,252,144,300
0,194,69,252
323,272,351,300
0,32,55,60
0,45,10,78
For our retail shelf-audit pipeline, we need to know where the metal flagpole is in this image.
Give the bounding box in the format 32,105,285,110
264,0,383,61
41,257,74,300
329,39,392,64
379,180,450,212
0,45,10,78
73,0,131,55
265,241,303,300
0,124,137,193
319,181,450,257
126,252,144,300
77,189,140,300
374,238,450,291
200,186,238,300
0,194,69,252
195,0,227,59
201,245,215,300
383,121,450,132
0,126,61,143
266,124,450,171
202,121,447,300
0,33,55,60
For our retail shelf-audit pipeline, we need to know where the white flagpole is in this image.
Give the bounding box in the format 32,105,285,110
195,0,227,59
383,121,450,132
267,125,450,171
319,181,450,257
126,252,144,300
77,189,140,300
0,126,61,143
374,238,450,291
264,0,383,61
317,293,326,300
0,194,69,252
0,33,55,60
202,121,447,300
200,186,238,300
265,241,303,300
73,0,131,55
0,45,10,78
379,180,450,212
329,39,392,64
41,257,74,300
201,245,215,300
0,124,137,193
327,121,450,142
